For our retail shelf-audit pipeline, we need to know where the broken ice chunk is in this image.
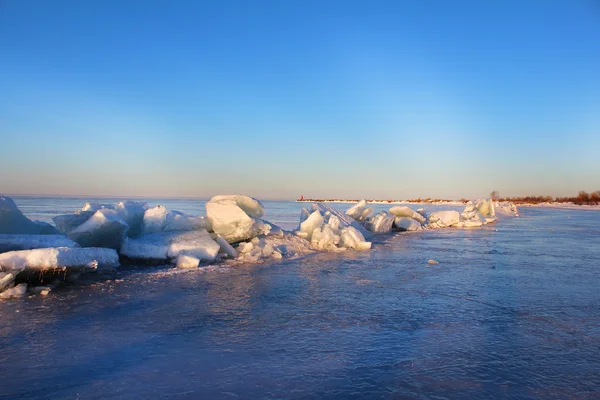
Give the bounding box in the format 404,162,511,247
53,211,95,235
116,200,148,237
366,211,395,233
475,198,495,219
0,283,27,299
209,195,264,218
339,226,371,250
164,211,212,232
121,230,220,262
298,210,324,241
0,195,51,234
0,272,15,292
393,217,422,231
141,205,168,234
389,206,426,224
312,203,372,240
176,254,201,269
68,209,129,250
427,211,461,228
346,200,374,221
215,236,238,258
206,195,270,243
32,221,60,235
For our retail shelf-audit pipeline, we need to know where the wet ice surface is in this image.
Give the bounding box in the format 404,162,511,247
2,202,600,399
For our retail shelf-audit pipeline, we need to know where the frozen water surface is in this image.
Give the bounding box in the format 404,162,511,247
1,198,600,399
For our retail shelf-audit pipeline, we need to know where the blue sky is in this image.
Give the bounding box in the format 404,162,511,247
1,0,599,200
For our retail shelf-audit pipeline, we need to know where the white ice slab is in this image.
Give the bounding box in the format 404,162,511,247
121,230,220,262
0,234,79,253
0,247,119,273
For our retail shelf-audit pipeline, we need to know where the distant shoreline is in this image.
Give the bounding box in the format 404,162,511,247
518,203,600,211
296,199,600,210
296,199,466,205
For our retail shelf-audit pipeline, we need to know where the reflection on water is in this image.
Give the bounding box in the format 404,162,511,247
1,200,600,399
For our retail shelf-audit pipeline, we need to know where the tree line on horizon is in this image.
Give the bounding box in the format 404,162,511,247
492,190,600,205
297,190,600,205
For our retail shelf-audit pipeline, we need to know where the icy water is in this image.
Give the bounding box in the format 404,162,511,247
1,198,600,399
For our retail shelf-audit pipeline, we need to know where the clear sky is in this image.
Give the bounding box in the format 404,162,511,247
1,0,599,200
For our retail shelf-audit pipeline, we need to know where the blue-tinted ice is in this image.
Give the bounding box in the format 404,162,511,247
1,200,600,399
